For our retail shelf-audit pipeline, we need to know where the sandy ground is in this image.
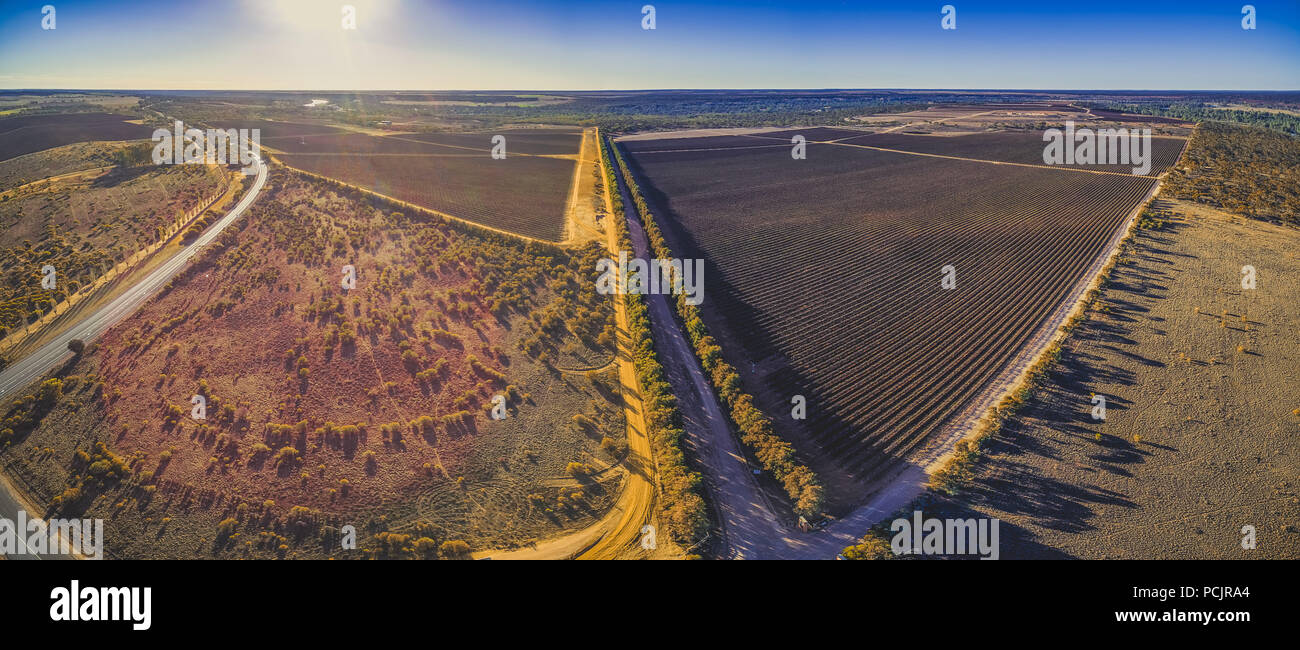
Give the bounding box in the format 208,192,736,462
475,131,665,560
938,200,1300,559
561,128,603,246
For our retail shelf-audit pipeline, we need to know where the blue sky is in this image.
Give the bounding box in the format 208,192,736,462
1,0,1296,89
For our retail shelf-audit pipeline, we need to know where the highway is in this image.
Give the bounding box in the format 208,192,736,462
0,158,267,559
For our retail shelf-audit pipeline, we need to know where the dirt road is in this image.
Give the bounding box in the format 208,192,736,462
475,130,656,560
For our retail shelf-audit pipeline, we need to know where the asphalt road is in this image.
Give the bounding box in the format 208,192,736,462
0,159,267,560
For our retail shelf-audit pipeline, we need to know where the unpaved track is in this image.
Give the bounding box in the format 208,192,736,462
475,131,656,560
610,138,1174,559
0,159,267,560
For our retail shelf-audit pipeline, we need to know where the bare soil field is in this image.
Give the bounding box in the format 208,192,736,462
618,126,786,141
847,104,1193,137
397,129,581,156
0,113,153,162
0,170,625,558
622,138,1161,513
930,200,1300,559
274,153,574,242
216,120,348,140
619,134,792,153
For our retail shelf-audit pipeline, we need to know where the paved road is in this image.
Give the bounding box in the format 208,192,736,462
0,159,267,559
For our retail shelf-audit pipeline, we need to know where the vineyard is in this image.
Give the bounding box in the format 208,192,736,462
625,129,1187,176
273,153,574,242
0,113,153,162
621,138,1164,505
832,131,1187,176
255,123,581,242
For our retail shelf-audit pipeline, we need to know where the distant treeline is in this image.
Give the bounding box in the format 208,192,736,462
1164,121,1300,225
422,95,927,133
1094,102,1300,136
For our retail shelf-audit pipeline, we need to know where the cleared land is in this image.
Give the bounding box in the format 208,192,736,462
622,138,1164,512
623,129,1187,177
0,113,153,162
0,170,626,559
931,201,1300,558
274,153,574,242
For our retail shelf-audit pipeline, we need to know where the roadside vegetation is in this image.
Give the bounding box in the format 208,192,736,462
599,136,709,548
0,163,229,345
611,141,825,519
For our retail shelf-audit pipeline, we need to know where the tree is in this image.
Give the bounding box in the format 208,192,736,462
67,339,85,355
439,539,470,559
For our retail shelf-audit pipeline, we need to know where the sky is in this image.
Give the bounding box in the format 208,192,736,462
0,0,1297,90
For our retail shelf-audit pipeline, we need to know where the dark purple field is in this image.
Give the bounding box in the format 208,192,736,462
837,131,1186,176
622,137,1164,493
0,113,153,162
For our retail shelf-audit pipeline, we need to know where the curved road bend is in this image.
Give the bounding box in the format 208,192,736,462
0,159,268,560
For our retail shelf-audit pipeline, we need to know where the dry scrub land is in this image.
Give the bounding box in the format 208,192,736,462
931,201,1300,559
0,163,228,339
0,170,626,559
621,131,1177,513
0,141,130,192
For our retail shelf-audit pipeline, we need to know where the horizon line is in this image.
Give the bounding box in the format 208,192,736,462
3,87,1299,94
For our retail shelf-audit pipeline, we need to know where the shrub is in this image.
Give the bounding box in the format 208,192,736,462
216,518,239,541
439,539,470,559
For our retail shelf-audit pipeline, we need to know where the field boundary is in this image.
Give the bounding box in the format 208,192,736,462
830,143,1181,558
0,165,112,199
558,127,602,246
267,152,570,248
0,138,147,167
914,174,1167,478
920,133,1189,482
612,140,825,520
